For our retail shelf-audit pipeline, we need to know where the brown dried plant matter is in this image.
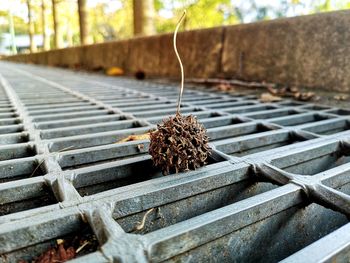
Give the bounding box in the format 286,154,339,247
149,113,210,175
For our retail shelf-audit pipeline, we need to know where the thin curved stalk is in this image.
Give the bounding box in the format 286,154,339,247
174,10,186,114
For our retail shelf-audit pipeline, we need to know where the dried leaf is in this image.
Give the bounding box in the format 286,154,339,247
294,91,315,101
105,67,124,76
116,133,150,143
215,83,234,92
260,93,282,102
334,95,348,101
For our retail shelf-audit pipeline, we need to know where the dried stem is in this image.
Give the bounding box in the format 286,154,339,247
174,10,186,114
132,207,155,232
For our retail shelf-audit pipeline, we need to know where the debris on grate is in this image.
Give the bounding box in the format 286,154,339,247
17,223,99,263
116,132,150,143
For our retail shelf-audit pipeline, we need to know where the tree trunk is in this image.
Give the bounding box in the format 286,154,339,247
41,0,50,50
52,0,64,49
66,19,73,46
133,0,155,36
78,0,92,45
26,0,37,53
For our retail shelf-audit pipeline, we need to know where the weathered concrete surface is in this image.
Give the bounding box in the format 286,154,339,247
4,10,350,91
222,10,350,91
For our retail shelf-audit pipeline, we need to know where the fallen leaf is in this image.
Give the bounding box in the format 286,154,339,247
294,92,315,101
260,93,282,102
137,144,145,151
215,83,234,92
334,95,348,101
116,133,150,143
106,67,124,76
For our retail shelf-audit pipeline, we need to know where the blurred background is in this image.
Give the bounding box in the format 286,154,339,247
1,0,349,55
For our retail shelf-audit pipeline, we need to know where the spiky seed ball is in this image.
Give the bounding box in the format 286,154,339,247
149,113,210,175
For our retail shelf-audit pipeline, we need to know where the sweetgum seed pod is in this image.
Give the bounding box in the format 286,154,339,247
149,113,210,175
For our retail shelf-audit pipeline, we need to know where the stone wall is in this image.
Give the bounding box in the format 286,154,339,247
5,10,350,91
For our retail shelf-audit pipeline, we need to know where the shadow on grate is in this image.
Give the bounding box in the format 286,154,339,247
167,202,348,263
245,108,303,120
3,221,99,262
0,132,29,145
302,119,350,135
270,113,333,127
73,152,226,197
116,174,278,235
214,131,309,157
0,144,36,161
208,123,277,141
40,120,146,140
326,109,350,116
272,141,350,175
0,158,46,183
0,183,56,217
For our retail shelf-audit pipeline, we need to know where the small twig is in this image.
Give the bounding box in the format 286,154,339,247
30,145,75,177
132,208,155,232
174,10,187,114
75,240,90,254
30,159,45,177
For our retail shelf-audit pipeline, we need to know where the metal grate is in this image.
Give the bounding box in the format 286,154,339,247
1,62,350,262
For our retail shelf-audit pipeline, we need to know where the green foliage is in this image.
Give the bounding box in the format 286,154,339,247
0,10,28,35
155,0,238,33
90,0,133,42
2,0,350,47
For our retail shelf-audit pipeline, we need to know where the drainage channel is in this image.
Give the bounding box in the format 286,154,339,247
1,62,350,262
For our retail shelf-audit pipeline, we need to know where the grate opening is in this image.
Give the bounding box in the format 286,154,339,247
60,141,149,170
205,101,255,109
303,105,331,110
208,123,275,141
5,222,99,262
74,154,224,197
0,144,36,161
281,148,350,175
0,112,18,119
118,103,178,112
0,184,56,217
247,109,301,120
0,108,16,114
327,109,350,116
40,120,146,139
0,118,21,126
0,132,29,145
147,111,225,125
22,98,88,107
304,120,350,135
28,105,104,116
226,105,278,114
32,109,112,122
169,203,348,263
0,159,46,183
26,102,93,111
0,124,24,134
189,98,238,105
111,100,169,108
278,101,305,107
133,107,202,118
116,177,277,235
202,117,246,129
271,113,331,126
216,132,308,157
180,96,222,102
36,115,129,129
